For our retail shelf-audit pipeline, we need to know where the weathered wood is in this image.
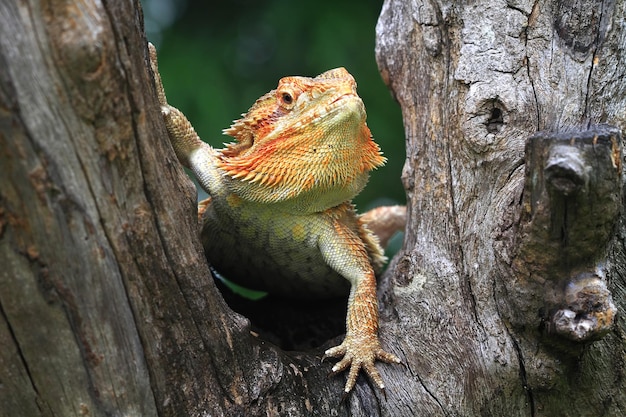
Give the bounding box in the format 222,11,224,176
0,0,244,415
1,1,156,415
2,0,626,416
514,126,620,343
376,0,626,415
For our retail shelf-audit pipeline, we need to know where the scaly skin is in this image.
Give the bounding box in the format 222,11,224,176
149,44,402,394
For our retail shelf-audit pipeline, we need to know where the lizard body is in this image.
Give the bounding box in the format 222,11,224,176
149,44,403,394
201,198,384,298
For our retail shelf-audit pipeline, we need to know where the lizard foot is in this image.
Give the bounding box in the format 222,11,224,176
197,197,212,222
324,334,400,394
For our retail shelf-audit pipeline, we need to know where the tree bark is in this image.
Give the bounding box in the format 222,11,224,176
0,0,244,415
1,0,625,417
375,0,626,416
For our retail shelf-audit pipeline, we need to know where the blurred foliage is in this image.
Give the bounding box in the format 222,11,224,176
142,0,406,209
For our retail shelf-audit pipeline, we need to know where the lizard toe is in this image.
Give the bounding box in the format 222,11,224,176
324,343,347,360
375,348,401,365
326,335,399,394
343,360,362,393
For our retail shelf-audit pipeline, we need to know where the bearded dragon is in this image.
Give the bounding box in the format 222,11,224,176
148,44,404,394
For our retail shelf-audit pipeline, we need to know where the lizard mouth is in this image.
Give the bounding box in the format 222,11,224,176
330,92,358,105
325,93,365,121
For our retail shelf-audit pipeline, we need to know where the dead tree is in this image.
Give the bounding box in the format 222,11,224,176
1,0,625,416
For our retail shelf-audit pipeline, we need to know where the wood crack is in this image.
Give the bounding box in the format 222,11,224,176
492,278,535,417
582,0,605,127
0,298,44,413
524,0,541,131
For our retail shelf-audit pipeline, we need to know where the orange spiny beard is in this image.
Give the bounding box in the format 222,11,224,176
219,125,383,188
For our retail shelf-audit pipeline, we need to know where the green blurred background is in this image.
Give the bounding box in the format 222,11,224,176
142,0,406,210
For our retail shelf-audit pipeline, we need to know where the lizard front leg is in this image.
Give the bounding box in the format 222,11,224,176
149,43,224,196
319,209,400,394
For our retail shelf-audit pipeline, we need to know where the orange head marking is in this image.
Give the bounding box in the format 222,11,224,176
218,68,385,208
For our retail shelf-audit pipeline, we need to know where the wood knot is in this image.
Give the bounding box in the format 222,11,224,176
544,144,587,195
547,271,616,342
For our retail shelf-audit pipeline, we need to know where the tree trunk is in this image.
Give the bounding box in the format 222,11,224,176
375,0,626,416
0,0,242,415
1,1,625,417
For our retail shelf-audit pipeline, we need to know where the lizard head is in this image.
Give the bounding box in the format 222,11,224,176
218,68,386,211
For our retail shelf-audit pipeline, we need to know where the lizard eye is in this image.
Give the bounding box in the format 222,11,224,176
281,92,293,104
278,89,296,109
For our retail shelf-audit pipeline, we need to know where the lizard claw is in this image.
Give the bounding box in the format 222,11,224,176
324,335,400,394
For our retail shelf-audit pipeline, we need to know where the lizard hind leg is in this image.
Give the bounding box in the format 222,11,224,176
360,205,406,249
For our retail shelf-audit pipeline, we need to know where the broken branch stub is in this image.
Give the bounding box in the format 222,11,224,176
513,124,621,343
